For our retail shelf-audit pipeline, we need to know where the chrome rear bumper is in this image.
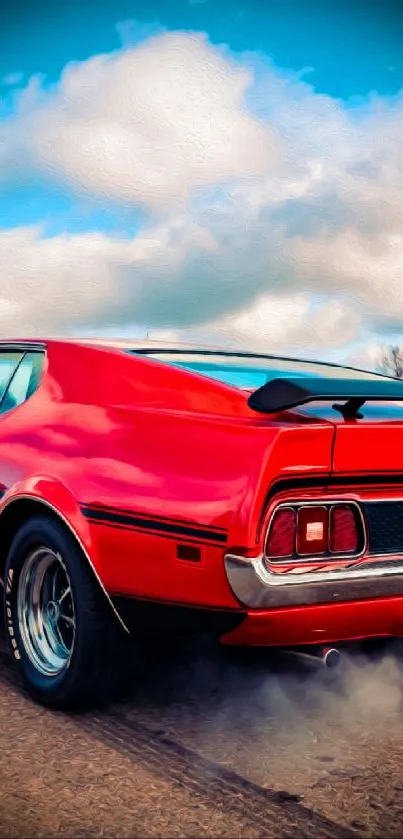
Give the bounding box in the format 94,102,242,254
224,552,403,609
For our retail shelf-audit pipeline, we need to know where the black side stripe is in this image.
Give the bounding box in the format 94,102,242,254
84,517,219,546
80,504,228,545
82,501,227,533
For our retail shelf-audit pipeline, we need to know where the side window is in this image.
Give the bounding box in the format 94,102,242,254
0,352,45,415
0,353,23,402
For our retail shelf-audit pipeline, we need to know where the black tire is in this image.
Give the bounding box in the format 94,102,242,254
3,513,135,710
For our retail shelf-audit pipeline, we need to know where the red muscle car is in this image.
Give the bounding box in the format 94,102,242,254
1,336,403,708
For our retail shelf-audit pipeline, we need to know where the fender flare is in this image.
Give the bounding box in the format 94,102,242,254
0,477,129,634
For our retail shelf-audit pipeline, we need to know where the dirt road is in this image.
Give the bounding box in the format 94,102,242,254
0,639,403,837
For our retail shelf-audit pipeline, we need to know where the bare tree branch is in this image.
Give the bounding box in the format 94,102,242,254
376,345,403,379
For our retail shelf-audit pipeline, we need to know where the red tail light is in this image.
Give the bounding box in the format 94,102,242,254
329,505,359,554
265,508,296,557
265,501,364,563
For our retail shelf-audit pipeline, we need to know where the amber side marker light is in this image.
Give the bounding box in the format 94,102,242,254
265,503,361,562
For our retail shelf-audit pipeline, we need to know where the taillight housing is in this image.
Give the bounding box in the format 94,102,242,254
265,508,296,558
264,502,364,564
329,505,359,554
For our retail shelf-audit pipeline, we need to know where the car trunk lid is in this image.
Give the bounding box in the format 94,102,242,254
330,404,403,474
248,374,403,476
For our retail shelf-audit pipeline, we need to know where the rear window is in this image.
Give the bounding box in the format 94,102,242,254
128,350,388,390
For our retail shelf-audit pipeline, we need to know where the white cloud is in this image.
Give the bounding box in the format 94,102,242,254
0,226,119,335
2,33,275,211
1,28,403,356
150,294,360,354
0,221,359,353
0,218,226,335
208,295,360,352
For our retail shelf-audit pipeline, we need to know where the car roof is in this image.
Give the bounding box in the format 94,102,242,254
0,336,390,381
0,336,228,353
0,335,319,360
0,336,347,366
70,337,230,352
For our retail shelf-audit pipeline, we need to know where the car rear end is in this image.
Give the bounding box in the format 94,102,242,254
132,346,403,651
222,384,403,649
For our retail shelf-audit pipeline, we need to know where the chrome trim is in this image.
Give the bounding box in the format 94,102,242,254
282,647,341,669
224,550,403,609
364,498,403,503
0,494,129,634
264,499,367,566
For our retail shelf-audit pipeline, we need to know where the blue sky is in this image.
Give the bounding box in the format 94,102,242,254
3,0,403,99
1,0,403,364
4,0,403,237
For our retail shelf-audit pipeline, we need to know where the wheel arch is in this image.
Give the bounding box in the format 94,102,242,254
0,491,129,634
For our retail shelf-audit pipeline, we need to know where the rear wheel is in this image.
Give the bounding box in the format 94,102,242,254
3,514,135,709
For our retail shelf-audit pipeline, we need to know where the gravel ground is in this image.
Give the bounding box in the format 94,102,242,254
1,639,403,837
0,667,272,838
114,642,403,837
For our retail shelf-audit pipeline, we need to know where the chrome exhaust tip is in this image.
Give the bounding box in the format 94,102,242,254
322,647,341,668
282,646,341,669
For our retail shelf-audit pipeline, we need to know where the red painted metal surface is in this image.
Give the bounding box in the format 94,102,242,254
1,338,403,647
220,596,403,647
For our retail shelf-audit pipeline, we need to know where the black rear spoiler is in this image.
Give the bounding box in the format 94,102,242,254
247,376,403,419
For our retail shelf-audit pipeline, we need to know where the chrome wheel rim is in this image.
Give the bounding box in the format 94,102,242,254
17,547,75,676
